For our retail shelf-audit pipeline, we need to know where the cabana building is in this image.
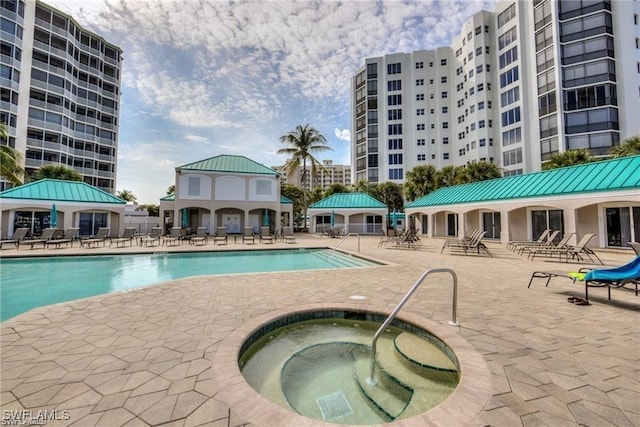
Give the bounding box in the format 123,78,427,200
159,155,293,235
0,179,126,237
309,192,388,235
405,156,640,249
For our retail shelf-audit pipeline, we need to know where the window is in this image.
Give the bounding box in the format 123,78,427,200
389,168,403,180
440,59,447,66
564,84,616,111
443,153,449,160
469,69,474,78
501,87,520,107
561,35,614,65
416,123,425,131
387,80,402,91
417,154,426,161
503,147,522,166
387,63,401,74
388,123,403,135
441,76,447,83
499,46,518,69
388,138,402,150
416,108,425,116
501,107,521,126
479,138,486,147
442,106,448,113
387,94,402,105
539,91,557,115
416,78,424,86
565,107,619,133
477,83,484,92
498,26,517,50
478,120,485,128
469,87,475,95
498,3,516,29
475,26,482,35
470,123,476,131
388,109,402,120
416,93,425,101
188,177,201,196
476,65,484,74
388,153,403,164
416,61,424,69
442,122,449,129
500,66,519,88
441,91,448,98
417,138,425,146
502,127,522,146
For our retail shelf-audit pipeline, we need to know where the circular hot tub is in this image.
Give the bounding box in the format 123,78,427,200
212,303,491,426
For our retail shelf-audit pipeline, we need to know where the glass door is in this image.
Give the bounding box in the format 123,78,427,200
482,212,501,239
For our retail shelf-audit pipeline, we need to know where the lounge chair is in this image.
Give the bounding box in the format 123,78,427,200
163,227,182,246
259,227,274,244
22,228,61,249
243,227,255,244
0,228,30,249
213,227,228,245
80,227,111,248
190,227,208,246
441,230,491,256
394,229,421,250
139,227,162,247
523,232,575,259
581,255,640,301
629,242,640,256
515,230,560,255
283,227,296,244
111,227,137,247
45,227,79,249
529,233,602,264
507,229,550,251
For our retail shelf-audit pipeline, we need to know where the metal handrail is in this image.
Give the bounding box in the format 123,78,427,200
368,268,458,384
326,232,360,259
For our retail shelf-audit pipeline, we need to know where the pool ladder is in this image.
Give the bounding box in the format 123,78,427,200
326,233,360,259
368,268,458,384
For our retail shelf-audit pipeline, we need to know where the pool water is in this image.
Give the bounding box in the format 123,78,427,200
239,318,459,424
0,249,377,321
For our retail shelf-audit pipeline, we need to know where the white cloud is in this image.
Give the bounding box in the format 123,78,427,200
334,128,351,142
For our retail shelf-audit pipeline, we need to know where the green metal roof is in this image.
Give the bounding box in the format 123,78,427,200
0,179,126,204
281,196,293,204
406,155,640,208
177,155,278,176
310,192,387,209
160,194,175,201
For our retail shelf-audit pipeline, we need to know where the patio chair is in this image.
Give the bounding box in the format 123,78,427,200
243,227,255,244
441,230,491,256
282,227,296,244
0,227,30,249
213,227,228,245
22,228,62,249
628,242,640,256
111,227,137,247
45,227,79,249
523,232,574,259
190,227,208,246
507,229,550,251
529,233,602,264
80,227,111,248
163,227,182,246
395,229,421,250
138,227,162,247
515,230,560,255
260,227,274,244
577,255,640,302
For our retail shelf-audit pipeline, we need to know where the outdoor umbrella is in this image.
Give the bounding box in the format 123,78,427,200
181,208,188,227
50,204,57,228
330,210,335,227
263,209,269,227
391,209,397,228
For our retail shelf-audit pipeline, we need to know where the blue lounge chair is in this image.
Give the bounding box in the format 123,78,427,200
582,256,640,302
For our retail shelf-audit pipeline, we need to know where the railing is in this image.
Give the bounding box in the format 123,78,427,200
326,232,360,259
368,268,458,384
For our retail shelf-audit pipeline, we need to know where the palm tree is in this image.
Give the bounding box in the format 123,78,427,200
610,135,640,158
0,124,25,186
458,161,502,184
542,148,593,170
278,124,332,229
116,189,137,203
404,165,437,201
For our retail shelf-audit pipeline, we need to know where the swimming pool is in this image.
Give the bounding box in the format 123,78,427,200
0,249,378,321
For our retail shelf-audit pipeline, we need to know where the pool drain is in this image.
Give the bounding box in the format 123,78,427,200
316,391,353,420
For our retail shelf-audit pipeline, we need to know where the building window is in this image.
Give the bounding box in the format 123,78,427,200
388,138,403,149
440,59,447,66
387,80,402,91
188,177,201,196
442,122,449,129
416,78,424,86
388,123,403,135
443,137,449,144
499,46,518,69
388,109,403,120
387,63,402,74
388,153,403,164
502,127,522,146
443,153,449,160
501,87,520,107
498,26,517,50
500,66,519,88
497,3,516,29
417,154,426,161
503,147,523,166
387,94,402,105
416,108,425,116
416,61,424,69
442,106,448,113
417,123,425,131
479,138,486,147
416,93,425,101
389,168,403,179
417,138,425,146
479,120,485,128
441,91,448,98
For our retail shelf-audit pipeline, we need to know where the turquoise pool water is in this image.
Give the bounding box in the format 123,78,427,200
0,249,377,321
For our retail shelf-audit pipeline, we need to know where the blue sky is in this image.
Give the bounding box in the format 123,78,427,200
46,0,495,204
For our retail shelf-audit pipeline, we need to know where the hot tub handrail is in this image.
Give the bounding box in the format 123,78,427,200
326,232,360,259
369,268,458,383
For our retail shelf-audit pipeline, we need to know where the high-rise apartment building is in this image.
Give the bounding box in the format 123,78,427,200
1,0,123,193
351,0,640,184
276,160,352,191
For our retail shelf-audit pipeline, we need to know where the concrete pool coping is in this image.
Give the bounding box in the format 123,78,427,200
212,303,492,426
1,234,638,426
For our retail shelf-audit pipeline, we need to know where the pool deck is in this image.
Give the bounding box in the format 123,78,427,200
1,235,639,426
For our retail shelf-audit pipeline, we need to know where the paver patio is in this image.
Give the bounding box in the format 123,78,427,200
1,235,638,426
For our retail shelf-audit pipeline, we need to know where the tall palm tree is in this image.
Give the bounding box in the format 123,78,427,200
0,124,25,186
116,189,137,203
542,148,593,170
278,124,332,189
278,124,332,229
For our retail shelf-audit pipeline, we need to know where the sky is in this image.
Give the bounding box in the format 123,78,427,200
45,0,496,204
